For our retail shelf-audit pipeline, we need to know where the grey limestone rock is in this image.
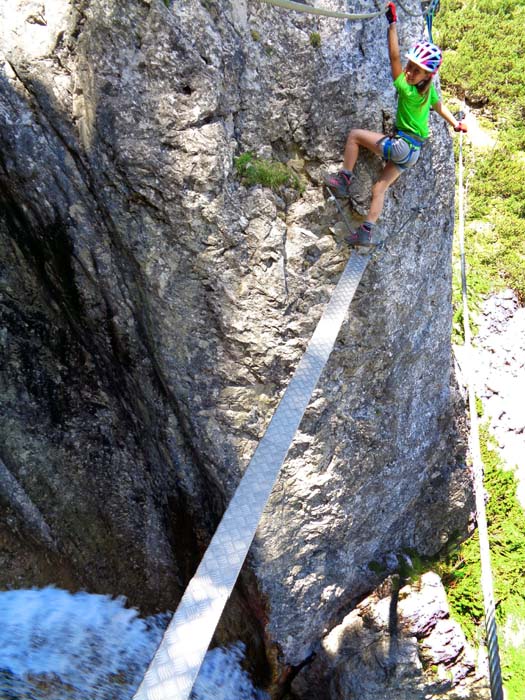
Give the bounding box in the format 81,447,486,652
0,0,473,692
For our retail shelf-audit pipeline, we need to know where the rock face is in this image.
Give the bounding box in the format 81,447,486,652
292,572,490,700
0,0,473,692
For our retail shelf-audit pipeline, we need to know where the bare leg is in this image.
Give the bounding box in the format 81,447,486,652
367,161,402,223
343,128,386,171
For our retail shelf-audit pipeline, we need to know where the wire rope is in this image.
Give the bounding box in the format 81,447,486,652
257,0,384,21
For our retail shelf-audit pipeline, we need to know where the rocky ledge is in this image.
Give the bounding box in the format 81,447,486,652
293,571,490,700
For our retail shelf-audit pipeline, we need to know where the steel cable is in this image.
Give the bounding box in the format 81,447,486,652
257,0,384,21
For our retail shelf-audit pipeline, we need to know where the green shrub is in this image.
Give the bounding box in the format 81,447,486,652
441,0,525,313
234,151,304,192
368,560,386,575
437,0,525,121
504,638,525,698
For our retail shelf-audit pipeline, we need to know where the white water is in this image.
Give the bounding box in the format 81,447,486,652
0,587,268,700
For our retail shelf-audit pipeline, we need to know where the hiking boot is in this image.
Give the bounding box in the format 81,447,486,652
347,223,374,247
324,170,354,198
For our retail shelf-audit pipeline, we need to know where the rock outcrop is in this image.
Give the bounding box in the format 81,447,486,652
0,0,473,693
292,572,490,699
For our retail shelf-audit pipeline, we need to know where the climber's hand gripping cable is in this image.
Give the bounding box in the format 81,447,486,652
453,110,468,133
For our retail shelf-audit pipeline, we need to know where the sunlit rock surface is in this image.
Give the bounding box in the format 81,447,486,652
293,572,490,699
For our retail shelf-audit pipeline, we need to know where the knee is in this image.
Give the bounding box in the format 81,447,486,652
347,128,360,145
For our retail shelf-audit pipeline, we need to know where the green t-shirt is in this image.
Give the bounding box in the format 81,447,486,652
394,73,440,139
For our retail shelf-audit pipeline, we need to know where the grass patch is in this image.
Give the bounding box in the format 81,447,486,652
436,0,525,120
397,550,433,583
234,151,304,192
450,132,525,341
309,32,321,48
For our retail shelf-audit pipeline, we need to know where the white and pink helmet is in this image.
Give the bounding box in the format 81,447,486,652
406,41,443,75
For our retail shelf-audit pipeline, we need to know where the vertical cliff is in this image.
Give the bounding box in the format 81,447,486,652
0,0,472,693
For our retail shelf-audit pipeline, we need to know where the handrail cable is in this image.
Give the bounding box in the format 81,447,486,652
257,0,385,21
257,1,439,42
457,114,504,700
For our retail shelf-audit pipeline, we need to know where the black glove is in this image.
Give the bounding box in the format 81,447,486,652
386,2,397,24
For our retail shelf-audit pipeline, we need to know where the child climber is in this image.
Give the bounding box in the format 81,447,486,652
324,1,467,246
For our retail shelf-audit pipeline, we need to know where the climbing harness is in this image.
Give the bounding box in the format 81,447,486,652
133,240,371,700
379,130,424,169
396,129,425,149
456,112,504,700
257,0,385,21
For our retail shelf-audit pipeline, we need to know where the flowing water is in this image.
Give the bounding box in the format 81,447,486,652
0,588,267,700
